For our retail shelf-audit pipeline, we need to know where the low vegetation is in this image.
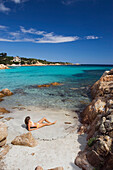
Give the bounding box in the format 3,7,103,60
0,52,71,65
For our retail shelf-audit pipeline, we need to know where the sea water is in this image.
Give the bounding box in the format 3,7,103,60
0,65,113,111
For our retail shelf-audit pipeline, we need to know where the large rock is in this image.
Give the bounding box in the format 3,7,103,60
0,93,5,98
0,122,8,147
75,151,94,170
87,115,101,140
94,135,112,157
103,152,113,170
11,132,38,147
0,107,10,115
87,150,104,167
75,68,113,170
0,145,10,160
0,88,13,96
35,166,43,170
0,64,9,70
82,97,106,124
91,71,113,99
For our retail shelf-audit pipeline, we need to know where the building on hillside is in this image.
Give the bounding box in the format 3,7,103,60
12,56,21,63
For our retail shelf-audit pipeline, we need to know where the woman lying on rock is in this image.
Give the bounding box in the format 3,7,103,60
25,116,57,131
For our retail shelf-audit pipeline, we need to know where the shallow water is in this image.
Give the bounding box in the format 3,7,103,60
0,65,113,111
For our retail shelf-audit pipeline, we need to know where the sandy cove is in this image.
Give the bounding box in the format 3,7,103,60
0,106,86,170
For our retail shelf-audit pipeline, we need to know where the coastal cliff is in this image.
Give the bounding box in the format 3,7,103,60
75,69,113,170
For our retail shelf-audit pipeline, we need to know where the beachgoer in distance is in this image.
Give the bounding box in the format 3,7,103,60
25,116,57,131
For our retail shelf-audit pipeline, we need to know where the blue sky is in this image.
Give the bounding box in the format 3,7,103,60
0,0,112,64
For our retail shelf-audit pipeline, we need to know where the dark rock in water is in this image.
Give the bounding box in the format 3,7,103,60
13,88,27,95
81,94,87,97
18,107,26,110
79,100,89,105
37,82,63,88
58,92,65,97
18,104,23,106
48,93,55,96
38,84,51,88
61,99,66,102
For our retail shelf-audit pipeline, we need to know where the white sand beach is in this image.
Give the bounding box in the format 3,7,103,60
1,106,86,170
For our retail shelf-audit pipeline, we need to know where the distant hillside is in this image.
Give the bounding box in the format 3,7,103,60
0,53,72,65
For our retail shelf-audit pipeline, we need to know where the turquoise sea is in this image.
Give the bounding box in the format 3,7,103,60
0,65,113,111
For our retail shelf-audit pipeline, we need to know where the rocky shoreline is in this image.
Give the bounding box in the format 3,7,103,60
0,64,9,70
75,68,113,170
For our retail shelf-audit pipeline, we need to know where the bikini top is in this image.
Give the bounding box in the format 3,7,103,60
30,120,35,126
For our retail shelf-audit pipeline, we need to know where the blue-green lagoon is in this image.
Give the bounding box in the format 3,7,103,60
0,65,113,111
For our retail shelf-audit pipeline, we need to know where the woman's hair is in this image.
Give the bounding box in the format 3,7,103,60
25,116,30,127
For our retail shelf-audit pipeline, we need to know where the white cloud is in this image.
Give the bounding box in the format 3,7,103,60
9,32,20,37
0,25,101,44
20,26,45,35
11,0,28,4
36,33,79,43
0,0,28,13
0,38,13,42
0,3,10,13
0,25,8,30
85,35,99,40
0,38,35,42
20,26,36,34
20,26,79,43
11,0,21,3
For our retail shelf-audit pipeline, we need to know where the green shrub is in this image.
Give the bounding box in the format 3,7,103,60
88,137,97,147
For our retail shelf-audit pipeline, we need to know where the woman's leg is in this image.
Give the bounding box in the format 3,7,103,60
38,117,51,124
38,121,57,128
